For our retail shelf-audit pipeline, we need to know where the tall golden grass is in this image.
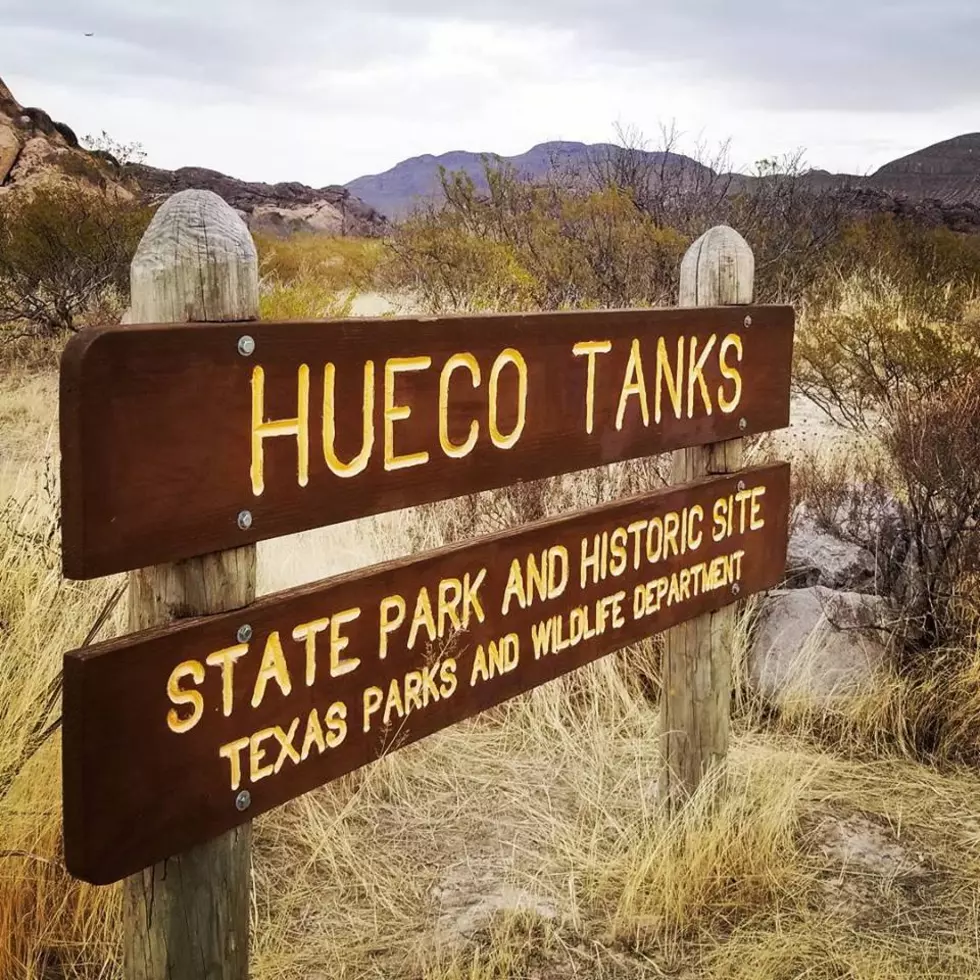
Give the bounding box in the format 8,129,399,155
2,264,980,978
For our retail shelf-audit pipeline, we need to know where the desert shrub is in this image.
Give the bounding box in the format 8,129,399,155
259,276,356,320
794,274,980,430
255,234,383,292
0,185,152,335
382,162,689,313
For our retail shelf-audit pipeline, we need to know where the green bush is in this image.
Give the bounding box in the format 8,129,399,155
0,185,153,335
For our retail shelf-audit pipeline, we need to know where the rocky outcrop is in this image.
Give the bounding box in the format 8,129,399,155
0,123,19,184
129,164,388,238
749,587,891,706
0,75,134,198
0,75,385,238
785,517,877,592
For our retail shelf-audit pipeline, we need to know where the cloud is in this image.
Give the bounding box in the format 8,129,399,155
1,1,977,184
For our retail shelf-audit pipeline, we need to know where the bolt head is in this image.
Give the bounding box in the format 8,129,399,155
732,583,741,596
235,790,251,811
237,335,256,357
743,315,753,328
738,418,748,431
736,480,746,492
237,509,253,530
237,624,253,644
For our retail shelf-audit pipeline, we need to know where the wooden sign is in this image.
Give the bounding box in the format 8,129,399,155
60,305,794,578
63,463,789,885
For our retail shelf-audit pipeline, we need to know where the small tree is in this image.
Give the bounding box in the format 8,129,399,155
0,185,153,334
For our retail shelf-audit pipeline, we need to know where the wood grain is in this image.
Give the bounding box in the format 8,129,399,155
119,189,257,980
661,225,755,806
59,304,794,579
63,463,790,886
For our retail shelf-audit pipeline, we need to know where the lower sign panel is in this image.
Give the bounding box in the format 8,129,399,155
63,464,789,884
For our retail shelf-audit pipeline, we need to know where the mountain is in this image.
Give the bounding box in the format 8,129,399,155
344,140,713,220
0,76,386,238
345,136,980,229
870,133,980,205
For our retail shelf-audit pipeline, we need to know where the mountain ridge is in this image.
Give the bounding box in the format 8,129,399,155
344,135,980,224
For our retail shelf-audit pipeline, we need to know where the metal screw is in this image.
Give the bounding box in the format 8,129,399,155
738,417,748,431
743,315,753,328
237,509,253,530
237,624,253,644
235,790,251,811
237,335,256,357
736,480,746,492
732,583,741,596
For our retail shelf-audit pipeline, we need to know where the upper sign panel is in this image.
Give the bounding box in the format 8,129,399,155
59,305,794,577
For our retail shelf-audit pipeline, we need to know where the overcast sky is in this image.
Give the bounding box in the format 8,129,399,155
2,1,978,187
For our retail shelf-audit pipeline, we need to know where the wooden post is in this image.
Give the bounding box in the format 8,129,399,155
122,189,259,980
660,225,755,806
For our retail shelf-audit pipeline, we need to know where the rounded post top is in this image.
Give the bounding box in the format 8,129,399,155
678,224,754,308
130,189,259,325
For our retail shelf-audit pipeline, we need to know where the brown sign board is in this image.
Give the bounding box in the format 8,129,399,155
63,463,789,885
59,305,794,579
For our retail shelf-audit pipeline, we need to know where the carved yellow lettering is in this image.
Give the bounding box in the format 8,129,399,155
250,363,310,496
330,606,361,676
646,517,664,563
384,677,405,724
712,496,728,542
718,334,743,413
687,505,704,551
251,632,292,708
292,618,329,687
488,348,527,449
686,334,716,417
655,336,684,422
249,727,277,782
407,587,437,650
219,736,249,791
615,338,650,430
437,578,463,637
384,356,431,471
627,520,647,570
363,686,383,732
403,671,424,712
167,660,205,734
609,526,629,576
750,486,766,530
273,718,301,773
439,353,481,458
572,340,612,434
462,569,486,626
547,546,569,598
205,645,247,719
663,512,681,557
325,701,347,747
501,558,527,615
301,707,325,760
470,644,490,686
440,658,458,698
323,360,375,476
378,594,406,659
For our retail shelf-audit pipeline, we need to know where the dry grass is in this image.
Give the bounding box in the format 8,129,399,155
4,270,980,978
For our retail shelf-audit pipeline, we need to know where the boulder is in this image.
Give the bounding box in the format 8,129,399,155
248,201,344,238
785,516,876,592
0,121,19,184
749,587,890,705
